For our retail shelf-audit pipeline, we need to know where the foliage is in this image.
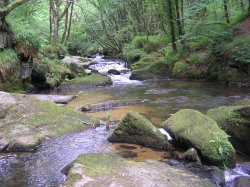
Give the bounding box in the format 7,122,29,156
209,132,231,167
0,49,18,70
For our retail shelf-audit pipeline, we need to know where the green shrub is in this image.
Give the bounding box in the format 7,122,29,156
0,49,18,71
188,37,210,51
222,38,250,64
187,55,201,64
173,61,189,76
122,43,147,64
14,31,40,56
165,49,181,64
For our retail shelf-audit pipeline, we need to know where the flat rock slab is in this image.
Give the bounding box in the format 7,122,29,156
65,153,215,187
0,91,17,107
62,56,97,68
28,94,76,104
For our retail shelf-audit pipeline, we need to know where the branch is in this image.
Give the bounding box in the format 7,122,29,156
0,0,30,17
58,2,71,21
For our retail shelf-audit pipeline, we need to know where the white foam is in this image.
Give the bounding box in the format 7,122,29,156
159,128,173,141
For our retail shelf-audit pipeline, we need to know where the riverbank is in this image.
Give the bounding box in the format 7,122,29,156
0,91,95,152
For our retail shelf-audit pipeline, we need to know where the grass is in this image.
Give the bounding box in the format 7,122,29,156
0,49,18,71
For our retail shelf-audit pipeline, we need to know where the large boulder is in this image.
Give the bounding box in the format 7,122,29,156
163,109,235,168
0,92,94,152
108,112,173,150
62,73,112,87
207,105,250,155
64,153,215,187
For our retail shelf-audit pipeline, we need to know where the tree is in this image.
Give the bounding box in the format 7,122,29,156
223,0,230,23
249,0,250,14
0,0,30,48
49,0,72,46
167,0,177,52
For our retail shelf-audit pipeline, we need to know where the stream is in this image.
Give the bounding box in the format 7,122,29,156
0,55,250,187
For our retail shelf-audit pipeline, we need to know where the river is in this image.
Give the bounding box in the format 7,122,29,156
0,55,249,187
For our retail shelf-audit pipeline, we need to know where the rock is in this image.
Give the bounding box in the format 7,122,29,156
179,148,202,163
108,69,120,75
64,153,215,187
238,162,250,175
0,106,7,119
62,74,112,87
28,94,76,104
233,176,250,187
163,109,236,168
0,91,17,107
69,62,86,77
85,69,92,75
0,92,94,152
210,166,225,186
79,99,147,112
62,56,97,69
207,105,250,155
108,112,173,150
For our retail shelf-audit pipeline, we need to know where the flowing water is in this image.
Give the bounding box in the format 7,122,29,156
0,55,250,187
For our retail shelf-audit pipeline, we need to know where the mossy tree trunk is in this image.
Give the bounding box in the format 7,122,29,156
223,0,230,23
0,0,30,48
167,0,177,52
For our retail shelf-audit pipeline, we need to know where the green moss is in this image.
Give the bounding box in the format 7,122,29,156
63,74,112,86
79,57,89,62
163,109,235,168
27,100,94,136
108,112,173,150
65,153,215,187
207,105,250,155
131,57,170,80
0,49,19,71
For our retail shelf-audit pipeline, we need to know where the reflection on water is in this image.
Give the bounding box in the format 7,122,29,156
60,80,250,126
105,143,181,162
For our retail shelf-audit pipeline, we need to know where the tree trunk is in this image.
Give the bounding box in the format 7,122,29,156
223,0,230,24
175,0,184,44
239,0,244,11
65,2,74,44
61,3,70,45
248,0,250,14
167,0,177,52
53,1,59,46
0,17,13,48
180,0,185,35
49,0,53,44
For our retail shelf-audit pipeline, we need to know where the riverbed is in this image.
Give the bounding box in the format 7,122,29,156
0,55,249,187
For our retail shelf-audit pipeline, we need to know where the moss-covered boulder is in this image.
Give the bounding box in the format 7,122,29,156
64,153,215,187
108,112,173,150
130,57,170,80
207,105,250,155
62,73,112,86
0,92,94,152
163,109,235,168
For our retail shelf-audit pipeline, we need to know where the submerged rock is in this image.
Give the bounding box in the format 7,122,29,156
163,109,236,168
108,69,120,75
28,94,76,104
233,176,250,187
64,153,215,187
108,112,173,150
207,105,250,155
79,99,147,112
180,148,202,164
0,92,94,152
